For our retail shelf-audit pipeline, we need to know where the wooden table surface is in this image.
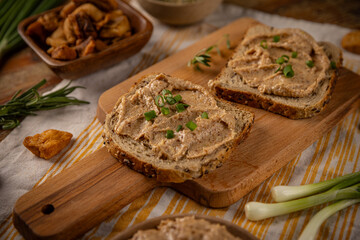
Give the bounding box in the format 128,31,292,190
1,0,359,142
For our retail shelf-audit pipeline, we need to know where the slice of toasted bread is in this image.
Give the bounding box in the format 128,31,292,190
209,25,343,119
103,73,254,183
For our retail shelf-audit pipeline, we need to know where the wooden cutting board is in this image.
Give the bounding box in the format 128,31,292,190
13,18,360,240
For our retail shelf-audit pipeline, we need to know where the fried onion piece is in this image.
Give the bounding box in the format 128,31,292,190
60,1,77,18
51,45,77,60
73,0,119,11
46,22,67,47
71,11,98,40
99,10,131,39
38,12,59,32
23,129,73,160
63,16,76,44
72,3,104,22
26,20,47,43
75,36,96,56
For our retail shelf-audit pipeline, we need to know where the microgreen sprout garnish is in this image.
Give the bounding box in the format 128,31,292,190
306,60,314,68
291,51,298,58
283,65,294,78
330,61,337,69
273,35,280,42
201,112,209,119
155,95,165,107
166,130,174,139
260,40,268,49
161,107,170,115
188,34,231,71
176,125,183,132
0,79,89,130
186,121,197,131
144,110,157,121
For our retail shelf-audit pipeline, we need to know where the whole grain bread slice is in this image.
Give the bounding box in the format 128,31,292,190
103,73,254,183
209,25,343,119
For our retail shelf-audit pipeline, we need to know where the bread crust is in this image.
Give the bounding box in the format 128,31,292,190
103,73,254,183
210,26,343,119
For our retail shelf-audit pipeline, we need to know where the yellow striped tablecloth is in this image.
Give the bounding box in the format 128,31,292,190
0,2,359,240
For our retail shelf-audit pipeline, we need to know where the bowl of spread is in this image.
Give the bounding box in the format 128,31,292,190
137,0,223,25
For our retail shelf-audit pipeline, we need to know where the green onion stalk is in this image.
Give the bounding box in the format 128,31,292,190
245,172,360,221
0,0,63,63
298,199,360,240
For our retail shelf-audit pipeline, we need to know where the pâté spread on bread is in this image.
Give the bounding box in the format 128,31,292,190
130,216,242,240
228,28,331,98
209,25,342,119
104,73,254,182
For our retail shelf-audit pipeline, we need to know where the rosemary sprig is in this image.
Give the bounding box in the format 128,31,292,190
188,34,231,71
0,79,89,130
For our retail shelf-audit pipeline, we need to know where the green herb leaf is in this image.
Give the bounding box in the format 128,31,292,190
306,60,314,68
292,52,298,58
161,107,170,115
273,35,280,42
176,103,189,113
224,34,231,49
186,121,197,131
330,61,337,69
174,95,182,102
260,40,268,49
201,112,209,119
155,95,165,107
166,130,174,139
283,65,294,78
176,125,183,132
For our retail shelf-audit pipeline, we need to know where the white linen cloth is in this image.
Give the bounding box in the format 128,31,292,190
0,2,359,239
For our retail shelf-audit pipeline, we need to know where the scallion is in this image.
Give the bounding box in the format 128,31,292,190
186,121,197,131
161,107,170,115
298,199,360,240
176,125,182,132
162,89,172,96
174,95,182,102
260,40,268,49
306,60,314,68
176,103,189,113
282,55,289,62
165,130,174,139
144,110,157,121
292,51,298,58
165,96,176,105
273,35,280,42
201,112,209,119
155,95,165,107
330,61,337,69
283,65,294,78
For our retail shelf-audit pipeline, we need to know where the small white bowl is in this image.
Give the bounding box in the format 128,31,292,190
137,0,223,25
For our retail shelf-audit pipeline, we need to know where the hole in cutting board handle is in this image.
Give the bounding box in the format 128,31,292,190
41,204,55,214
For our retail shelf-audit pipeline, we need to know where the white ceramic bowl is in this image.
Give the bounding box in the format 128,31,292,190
137,0,223,25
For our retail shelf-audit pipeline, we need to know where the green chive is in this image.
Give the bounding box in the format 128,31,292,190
161,107,170,115
155,95,165,107
186,121,197,131
275,66,281,73
292,52,298,58
282,55,289,63
176,103,189,113
273,35,280,42
283,65,294,78
162,89,172,96
201,112,209,119
166,130,174,139
306,60,314,68
330,61,337,69
174,95,182,102
276,57,285,64
144,110,157,121
260,40,268,49
176,125,183,132
165,96,176,105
